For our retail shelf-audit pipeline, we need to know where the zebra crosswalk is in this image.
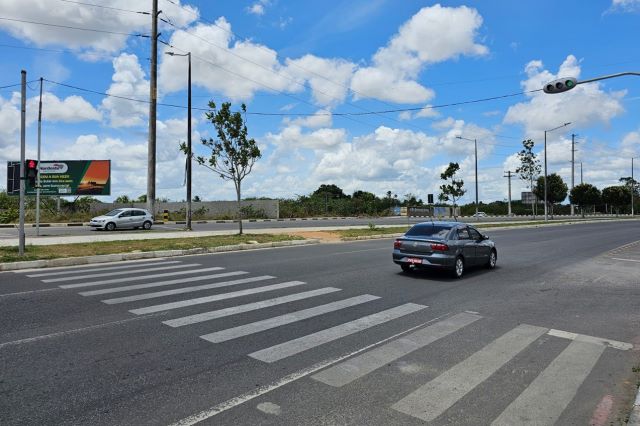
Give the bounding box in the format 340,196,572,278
13,259,634,425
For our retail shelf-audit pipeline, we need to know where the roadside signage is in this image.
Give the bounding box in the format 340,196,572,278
6,160,111,196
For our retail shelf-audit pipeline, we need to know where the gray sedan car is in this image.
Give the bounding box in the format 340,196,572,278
89,208,154,231
392,221,497,278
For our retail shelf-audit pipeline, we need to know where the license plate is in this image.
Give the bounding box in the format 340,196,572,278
407,258,422,264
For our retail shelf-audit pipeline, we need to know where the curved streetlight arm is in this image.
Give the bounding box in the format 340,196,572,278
577,72,640,86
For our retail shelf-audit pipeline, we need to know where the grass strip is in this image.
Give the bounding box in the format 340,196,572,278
0,234,303,263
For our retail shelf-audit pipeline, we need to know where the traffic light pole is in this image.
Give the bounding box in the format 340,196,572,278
19,70,26,256
36,77,43,236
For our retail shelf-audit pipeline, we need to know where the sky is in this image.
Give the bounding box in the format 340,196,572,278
0,0,639,204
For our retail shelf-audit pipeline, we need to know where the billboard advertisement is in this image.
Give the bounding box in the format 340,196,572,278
7,160,111,196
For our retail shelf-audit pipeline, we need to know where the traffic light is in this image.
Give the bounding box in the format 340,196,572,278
543,77,578,94
26,159,38,187
428,193,434,204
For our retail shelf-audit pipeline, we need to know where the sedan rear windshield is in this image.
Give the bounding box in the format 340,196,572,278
405,224,452,238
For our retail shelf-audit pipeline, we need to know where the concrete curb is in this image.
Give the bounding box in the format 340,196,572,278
628,389,640,426
0,239,320,272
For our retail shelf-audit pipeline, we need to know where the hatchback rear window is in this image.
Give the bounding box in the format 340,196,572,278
405,224,452,238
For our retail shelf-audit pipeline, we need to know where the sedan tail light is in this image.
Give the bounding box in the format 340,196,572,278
393,240,402,249
430,243,449,251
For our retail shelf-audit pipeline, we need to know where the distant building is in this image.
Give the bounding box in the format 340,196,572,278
521,191,541,204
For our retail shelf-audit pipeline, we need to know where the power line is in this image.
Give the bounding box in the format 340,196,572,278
0,43,126,60
53,0,149,14
0,16,150,38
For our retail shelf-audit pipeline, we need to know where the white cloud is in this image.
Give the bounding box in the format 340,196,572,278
286,111,333,129
0,95,22,148
608,0,640,12
247,1,270,16
0,0,198,55
284,55,355,107
29,93,101,123
266,125,346,151
504,55,625,137
351,4,488,103
101,53,149,127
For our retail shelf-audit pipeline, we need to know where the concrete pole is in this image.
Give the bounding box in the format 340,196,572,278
632,157,635,216
19,70,26,256
147,0,158,216
504,171,513,216
570,133,575,216
474,138,479,217
36,77,43,236
580,162,583,184
544,130,548,222
186,52,192,230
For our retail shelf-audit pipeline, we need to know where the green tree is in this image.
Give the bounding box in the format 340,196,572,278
193,195,202,202
136,194,147,203
533,173,567,218
515,139,541,217
602,185,631,215
184,102,261,234
438,162,466,218
115,195,131,203
569,183,601,217
619,177,639,197
312,184,347,199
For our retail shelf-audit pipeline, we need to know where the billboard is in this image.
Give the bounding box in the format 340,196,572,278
6,160,111,196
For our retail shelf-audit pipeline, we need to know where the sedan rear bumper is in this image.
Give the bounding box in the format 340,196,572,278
392,250,455,269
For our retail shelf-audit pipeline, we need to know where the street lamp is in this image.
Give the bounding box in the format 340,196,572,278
456,135,478,217
165,51,192,230
632,157,637,217
543,123,571,222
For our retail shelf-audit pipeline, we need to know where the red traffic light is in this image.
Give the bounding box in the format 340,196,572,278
28,160,37,169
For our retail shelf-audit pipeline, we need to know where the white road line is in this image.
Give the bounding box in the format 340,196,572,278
41,263,198,283
129,281,306,315
547,328,632,350
200,294,380,344
392,324,547,422
0,287,63,297
250,303,427,363
168,312,453,426
312,312,481,387
0,313,163,349
492,340,605,426
78,271,249,296
610,257,640,263
101,274,269,304
25,260,181,277
59,266,225,289
164,287,342,327
11,257,169,274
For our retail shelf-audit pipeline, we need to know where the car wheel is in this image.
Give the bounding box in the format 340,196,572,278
400,264,412,273
486,250,497,269
105,222,116,231
452,256,464,279
142,221,152,230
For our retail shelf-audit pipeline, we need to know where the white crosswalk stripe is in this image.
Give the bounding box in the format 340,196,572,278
129,281,307,315
101,275,273,304
25,260,182,277
42,263,199,283
59,266,225,289
491,339,605,426
12,257,169,274
249,303,427,363
77,272,255,296
391,324,547,422
312,312,481,387
164,287,342,327
200,294,380,343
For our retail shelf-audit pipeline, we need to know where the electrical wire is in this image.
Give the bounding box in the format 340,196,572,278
0,16,150,38
53,0,149,14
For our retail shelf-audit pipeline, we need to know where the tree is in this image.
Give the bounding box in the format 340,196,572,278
136,194,147,203
619,177,639,197
312,184,347,199
533,173,567,218
184,102,261,234
602,185,631,215
515,139,541,217
569,183,601,217
115,195,131,204
193,195,202,202
438,162,466,218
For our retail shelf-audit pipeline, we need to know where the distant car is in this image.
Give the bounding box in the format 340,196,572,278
392,221,497,278
472,211,488,218
89,208,154,231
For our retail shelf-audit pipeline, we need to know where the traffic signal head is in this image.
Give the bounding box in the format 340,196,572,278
543,77,578,94
26,159,38,186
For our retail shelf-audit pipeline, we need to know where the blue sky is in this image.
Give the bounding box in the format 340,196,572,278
0,0,638,203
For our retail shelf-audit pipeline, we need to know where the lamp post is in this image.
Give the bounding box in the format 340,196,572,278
543,123,571,221
456,135,478,217
165,51,192,230
632,157,636,217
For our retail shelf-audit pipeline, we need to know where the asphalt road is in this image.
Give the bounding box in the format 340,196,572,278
0,214,622,239
1,221,639,425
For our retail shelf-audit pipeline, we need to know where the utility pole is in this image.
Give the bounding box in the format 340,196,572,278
36,77,43,236
570,133,576,216
19,70,26,256
455,136,479,217
147,0,158,216
580,162,583,184
632,157,636,216
543,123,571,221
504,170,513,216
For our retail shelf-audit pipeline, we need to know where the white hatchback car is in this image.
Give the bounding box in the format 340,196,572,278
89,208,154,231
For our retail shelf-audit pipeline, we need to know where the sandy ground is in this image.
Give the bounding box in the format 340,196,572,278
286,230,343,242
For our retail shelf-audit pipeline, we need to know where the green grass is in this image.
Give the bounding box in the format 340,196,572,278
0,233,304,263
